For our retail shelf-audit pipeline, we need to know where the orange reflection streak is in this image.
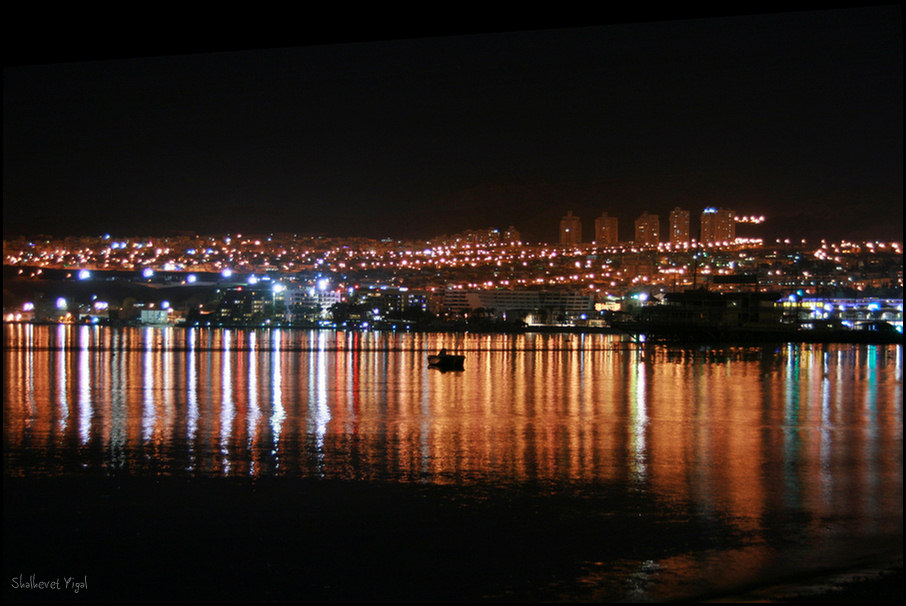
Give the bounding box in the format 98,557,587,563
77,329,92,445
3,326,902,547
186,332,199,472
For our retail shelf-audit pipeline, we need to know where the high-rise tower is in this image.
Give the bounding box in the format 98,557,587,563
559,211,582,245
503,225,521,243
669,207,690,244
700,207,735,243
594,212,619,245
634,212,660,246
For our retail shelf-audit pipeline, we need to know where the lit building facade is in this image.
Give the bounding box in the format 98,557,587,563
284,286,342,322
594,212,619,245
216,287,280,324
441,289,595,323
634,212,660,246
669,207,690,244
700,207,736,243
559,211,582,245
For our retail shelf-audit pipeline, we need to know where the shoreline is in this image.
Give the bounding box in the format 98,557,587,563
704,558,903,603
4,475,902,603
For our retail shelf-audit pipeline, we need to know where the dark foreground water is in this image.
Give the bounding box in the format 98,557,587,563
3,324,902,602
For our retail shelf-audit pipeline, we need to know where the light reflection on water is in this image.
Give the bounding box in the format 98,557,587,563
3,324,902,600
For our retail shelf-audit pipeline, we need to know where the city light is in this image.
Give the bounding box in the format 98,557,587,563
1,228,901,331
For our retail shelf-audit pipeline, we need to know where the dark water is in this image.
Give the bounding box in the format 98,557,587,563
3,324,902,601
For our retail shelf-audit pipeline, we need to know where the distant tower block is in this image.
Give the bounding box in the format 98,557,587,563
700,207,736,243
594,212,619,245
503,225,521,243
559,211,582,245
669,207,690,244
634,211,660,246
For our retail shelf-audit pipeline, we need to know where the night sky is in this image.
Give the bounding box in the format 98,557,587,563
3,7,902,244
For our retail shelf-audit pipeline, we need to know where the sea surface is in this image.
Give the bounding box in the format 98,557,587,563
3,324,902,601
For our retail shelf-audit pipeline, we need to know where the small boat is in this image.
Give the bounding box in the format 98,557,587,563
428,352,465,371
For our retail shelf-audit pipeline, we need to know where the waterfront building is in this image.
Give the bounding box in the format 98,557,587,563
669,207,690,244
284,285,342,323
594,212,619,245
628,289,785,329
358,287,428,316
216,287,277,324
441,289,595,324
139,309,171,325
634,212,660,246
783,296,903,332
700,207,736,243
559,211,582,245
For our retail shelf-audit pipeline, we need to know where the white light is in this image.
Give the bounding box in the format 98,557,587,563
56,297,67,310
23,302,34,311
186,274,197,283
222,268,233,278
78,269,91,280
248,275,258,285
317,278,329,291
161,301,170,309
143,268,154,278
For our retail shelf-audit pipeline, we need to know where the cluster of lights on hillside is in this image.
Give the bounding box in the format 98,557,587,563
3,231,902,300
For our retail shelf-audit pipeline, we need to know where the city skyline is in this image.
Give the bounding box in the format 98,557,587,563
3,8,903,244
3,13,903,600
